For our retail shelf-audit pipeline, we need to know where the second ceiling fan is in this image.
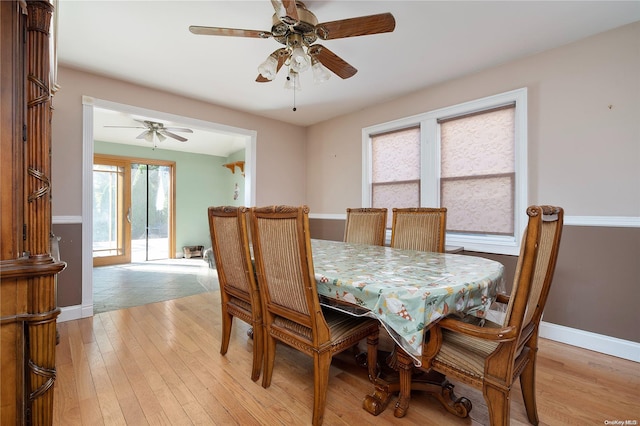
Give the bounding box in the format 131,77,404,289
106,119,193,143
189,0,395,84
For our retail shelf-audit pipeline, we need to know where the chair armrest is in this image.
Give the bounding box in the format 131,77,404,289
496,293,511,305
422,315,519,368
495,293,510,304
436,317,518,342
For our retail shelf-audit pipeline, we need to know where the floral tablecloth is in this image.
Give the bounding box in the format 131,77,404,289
311,239,505,364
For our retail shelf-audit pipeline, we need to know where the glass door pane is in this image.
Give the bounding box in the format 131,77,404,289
93,162,131,265
131,163,170,261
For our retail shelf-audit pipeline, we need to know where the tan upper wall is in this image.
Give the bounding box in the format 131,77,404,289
53,22,639,217
51,66,308,215
305,22,640,216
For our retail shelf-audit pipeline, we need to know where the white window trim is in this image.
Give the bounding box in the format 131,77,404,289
362,88,528,255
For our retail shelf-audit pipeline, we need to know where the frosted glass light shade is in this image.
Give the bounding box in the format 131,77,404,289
284,70,301,91
289,47,310,73
258,55,278,80
312,61,331,84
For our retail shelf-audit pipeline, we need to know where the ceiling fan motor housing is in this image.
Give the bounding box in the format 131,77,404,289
271,1,318,46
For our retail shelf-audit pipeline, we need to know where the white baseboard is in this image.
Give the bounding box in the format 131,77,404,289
540,321,639,362
57,304,93,322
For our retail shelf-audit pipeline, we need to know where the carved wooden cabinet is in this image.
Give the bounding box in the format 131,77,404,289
1,1,65,424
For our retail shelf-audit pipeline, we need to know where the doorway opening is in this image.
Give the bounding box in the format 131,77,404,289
82,96,257,318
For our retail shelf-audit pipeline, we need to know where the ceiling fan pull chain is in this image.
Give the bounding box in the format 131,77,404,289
288,73,297,111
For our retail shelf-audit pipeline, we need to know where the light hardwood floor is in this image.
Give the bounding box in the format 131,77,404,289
53,291,639,425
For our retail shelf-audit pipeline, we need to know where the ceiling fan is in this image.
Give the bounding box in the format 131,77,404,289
189,0,395,84
105,119,194,143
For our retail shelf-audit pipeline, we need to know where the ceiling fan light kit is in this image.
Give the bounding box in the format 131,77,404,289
189,0,396,91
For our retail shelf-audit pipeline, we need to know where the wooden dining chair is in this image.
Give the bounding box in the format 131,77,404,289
207,206,263,382
250,205,379,426
344,207,388,246
395,205,564,425
390,207,447,252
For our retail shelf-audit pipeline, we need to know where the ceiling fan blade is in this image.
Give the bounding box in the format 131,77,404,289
271,0,299,25
189,25,272,39
256,48,288,82
134,119,153,127
159,130,188,142
315,13,395,40
163,127,194,133
308,44,357,79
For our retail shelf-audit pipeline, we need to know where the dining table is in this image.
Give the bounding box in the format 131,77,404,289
310,238,505,416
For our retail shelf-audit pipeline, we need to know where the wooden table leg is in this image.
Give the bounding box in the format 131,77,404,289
394,346,472,418
393,348,414,417
362,346,472,418
362,351,398,415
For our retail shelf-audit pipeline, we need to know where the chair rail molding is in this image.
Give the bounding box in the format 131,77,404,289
53,215,82,224
311,214,640,228
309,213,345,220
564,215,640,228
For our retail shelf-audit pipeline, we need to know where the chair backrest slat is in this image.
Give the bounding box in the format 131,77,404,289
208,206,255,296
255,212,309,315
390,207,447,253
251,205,329,340
524,208,563,326
212,215,250,292
503,206,563,333
344,208,387,246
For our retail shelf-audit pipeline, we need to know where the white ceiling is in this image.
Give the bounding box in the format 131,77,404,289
58,1,640,155
92,104,250,157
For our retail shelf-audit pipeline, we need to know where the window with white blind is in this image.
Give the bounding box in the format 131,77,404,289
371,127,421,229
362,88,527,255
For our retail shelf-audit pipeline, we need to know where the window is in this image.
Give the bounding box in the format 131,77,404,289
362,88,527,255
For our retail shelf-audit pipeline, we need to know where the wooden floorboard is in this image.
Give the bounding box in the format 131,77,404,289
53,291,640,425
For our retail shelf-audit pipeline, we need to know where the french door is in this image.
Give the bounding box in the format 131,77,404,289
93,155,175,266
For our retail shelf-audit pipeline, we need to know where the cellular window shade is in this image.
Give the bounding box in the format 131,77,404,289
440,105,515,235
371,127,420,228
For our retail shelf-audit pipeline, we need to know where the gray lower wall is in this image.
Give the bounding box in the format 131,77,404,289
543,226,639,341
309,218,640,343
52,223,83,307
